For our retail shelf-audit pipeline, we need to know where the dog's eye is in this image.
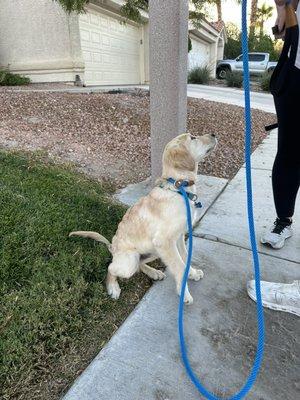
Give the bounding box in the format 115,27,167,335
191,136,197,140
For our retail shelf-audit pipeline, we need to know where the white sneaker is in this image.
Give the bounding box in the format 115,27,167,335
261,218,293,249
247,280,300,317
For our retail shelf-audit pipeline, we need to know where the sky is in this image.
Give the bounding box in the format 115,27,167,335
207,0,276,35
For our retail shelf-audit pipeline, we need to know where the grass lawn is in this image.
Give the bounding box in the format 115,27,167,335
0,151,151,400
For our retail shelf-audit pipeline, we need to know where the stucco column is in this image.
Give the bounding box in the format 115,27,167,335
149,0,189,181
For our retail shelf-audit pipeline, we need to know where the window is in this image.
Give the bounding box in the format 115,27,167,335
249,54,266,62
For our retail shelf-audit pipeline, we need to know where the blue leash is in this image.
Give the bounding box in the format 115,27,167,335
177,1,265,399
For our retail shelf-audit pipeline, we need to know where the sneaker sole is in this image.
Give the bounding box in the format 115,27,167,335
248,291,300,317
260,232,292,249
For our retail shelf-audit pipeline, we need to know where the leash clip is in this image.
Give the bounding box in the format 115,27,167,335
174,179,185,189
190,193,198,202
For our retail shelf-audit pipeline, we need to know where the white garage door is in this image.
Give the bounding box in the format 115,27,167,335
188,38,210,70
79,9,142,85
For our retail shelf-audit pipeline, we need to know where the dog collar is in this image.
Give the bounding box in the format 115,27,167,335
167,178,195,188
162,178,203,209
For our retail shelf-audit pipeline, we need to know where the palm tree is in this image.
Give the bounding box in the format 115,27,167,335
256,3,273,36
215,0,223,21
55,0,224,25
250,0,259,35
56,0,89,13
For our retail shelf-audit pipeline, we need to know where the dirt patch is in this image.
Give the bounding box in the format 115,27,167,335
0,91,275,188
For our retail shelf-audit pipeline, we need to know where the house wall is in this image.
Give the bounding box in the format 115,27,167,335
143,23,150,83
0,0,222,85
209,41,218,78
217,38,225,61
0,0,84,83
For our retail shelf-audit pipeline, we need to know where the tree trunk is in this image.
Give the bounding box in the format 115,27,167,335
250,0,258,35
260,21,264,36
216,0,222,22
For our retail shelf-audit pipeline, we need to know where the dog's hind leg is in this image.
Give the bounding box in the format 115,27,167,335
106,252,140,300
140,264,166,281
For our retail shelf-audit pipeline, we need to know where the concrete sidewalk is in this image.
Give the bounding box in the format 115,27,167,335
63,130,299,400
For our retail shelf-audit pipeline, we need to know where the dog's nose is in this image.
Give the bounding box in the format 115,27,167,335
211,133,216,138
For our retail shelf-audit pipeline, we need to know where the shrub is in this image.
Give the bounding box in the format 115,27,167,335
0,70,30,86
260,71,272,92
225,71,243,88
188,66,211,84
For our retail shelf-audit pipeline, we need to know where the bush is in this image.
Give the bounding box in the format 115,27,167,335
260,71,272,92
225,71,243,88
188,66,211,84
0,70,30,86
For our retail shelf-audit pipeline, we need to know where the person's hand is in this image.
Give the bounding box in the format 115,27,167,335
274,0,286,39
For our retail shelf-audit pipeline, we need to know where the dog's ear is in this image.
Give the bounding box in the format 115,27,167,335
164,144,195,172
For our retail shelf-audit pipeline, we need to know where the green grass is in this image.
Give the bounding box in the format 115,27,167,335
0,151,151,399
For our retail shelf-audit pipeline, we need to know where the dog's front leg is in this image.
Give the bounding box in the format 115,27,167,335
177,235,204,281
155,239,193,305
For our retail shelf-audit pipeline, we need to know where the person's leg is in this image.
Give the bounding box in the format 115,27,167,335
272,71,300,218
272,156,300,219
261,67,300,249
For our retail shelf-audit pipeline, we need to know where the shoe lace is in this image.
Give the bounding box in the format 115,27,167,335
272,218,291,235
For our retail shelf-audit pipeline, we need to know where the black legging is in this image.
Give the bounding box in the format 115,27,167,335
272,65,300,219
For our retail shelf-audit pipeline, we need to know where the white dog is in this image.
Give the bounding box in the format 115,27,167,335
70,133,217,304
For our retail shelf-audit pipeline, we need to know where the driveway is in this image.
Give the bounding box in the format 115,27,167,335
187,84,275,114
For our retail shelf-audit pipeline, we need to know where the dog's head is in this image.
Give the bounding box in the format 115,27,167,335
162,133,217,176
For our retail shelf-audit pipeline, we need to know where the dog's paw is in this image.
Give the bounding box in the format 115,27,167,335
189,268,204,281
184,292,194,305
152,270,166,281
107,282,121,300
178,286,194,305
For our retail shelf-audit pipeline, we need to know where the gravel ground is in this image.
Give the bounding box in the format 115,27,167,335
0,90,275,188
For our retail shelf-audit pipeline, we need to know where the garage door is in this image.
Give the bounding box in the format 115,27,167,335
188,38,210,70
79,8,142,85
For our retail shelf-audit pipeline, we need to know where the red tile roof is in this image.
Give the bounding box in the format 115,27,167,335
210,20,225,32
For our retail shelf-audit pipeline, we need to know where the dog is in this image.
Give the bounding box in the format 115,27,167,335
70,133,217,305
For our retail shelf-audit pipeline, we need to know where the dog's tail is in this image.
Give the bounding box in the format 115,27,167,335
69,231,112,252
